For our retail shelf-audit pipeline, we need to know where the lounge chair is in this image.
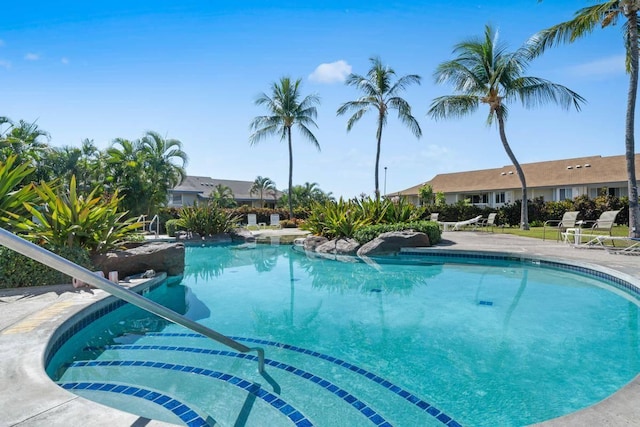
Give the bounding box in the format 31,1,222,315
452,215,484,231
479,213,497,232
247,213,258,228
429,213,439,222
269,214,281,229
542,211,580,241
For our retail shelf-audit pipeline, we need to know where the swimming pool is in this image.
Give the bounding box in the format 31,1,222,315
47,243,640,426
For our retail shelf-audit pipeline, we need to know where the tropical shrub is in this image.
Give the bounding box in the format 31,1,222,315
383,197,425,223
175,200,241,236
302,198,373,239
353,221,441,245
12,176,142,254
0,155,38,226
0,245,93,288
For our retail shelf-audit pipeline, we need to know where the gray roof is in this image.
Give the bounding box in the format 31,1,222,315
171,176,282,200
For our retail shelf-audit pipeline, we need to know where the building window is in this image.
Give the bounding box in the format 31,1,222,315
468,193,489,204
558,188,572,200
171,193,182,205
495,192,506,204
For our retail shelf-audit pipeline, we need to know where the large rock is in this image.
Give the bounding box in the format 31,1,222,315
303,235,329,252
92,242,185,278
230,229,256,242
356,231,430,257
316,238,361,255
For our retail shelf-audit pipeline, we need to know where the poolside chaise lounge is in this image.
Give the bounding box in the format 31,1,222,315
561,209,622,246
269,214,281,229
247,213,258,228
429,213,439,222
439,215,483,231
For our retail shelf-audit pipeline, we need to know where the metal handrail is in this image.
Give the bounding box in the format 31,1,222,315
0,228,265,373
148,214,159,238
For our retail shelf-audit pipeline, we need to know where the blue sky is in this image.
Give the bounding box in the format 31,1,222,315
1,1,631,198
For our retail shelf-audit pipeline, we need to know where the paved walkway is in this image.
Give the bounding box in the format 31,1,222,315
1,231,639,426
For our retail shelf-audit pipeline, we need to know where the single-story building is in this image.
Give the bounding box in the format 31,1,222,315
395,154,640,208
168,176,282,208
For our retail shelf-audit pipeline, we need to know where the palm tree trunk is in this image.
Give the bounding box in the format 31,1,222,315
625,8,639,238
497,112,529,230
374,115,383,200
287,126,294,220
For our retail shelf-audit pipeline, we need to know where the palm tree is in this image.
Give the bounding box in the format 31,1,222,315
210,184,236,208
250,176,276,207
530,1,639,237
140,131,188,215
337,56,422,199
428,24,585,230
106,138,148,216
250,77,321,220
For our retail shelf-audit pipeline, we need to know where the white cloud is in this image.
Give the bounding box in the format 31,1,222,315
61,57,69,65
24,53,40,61
309,60,352,84
567,54,626,78
0,60,11,69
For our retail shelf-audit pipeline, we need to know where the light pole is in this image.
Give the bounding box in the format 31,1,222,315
384,167,387,195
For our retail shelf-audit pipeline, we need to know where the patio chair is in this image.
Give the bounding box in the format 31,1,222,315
542,211,580,241
269,214,281,229
247,213,258,228
452,215,484,231
478,213,497,232
583,209,621,237
429,213,439,222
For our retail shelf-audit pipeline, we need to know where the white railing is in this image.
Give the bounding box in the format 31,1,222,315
0,228,265,373
148,214,159,238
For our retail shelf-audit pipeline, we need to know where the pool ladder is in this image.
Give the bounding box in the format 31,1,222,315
0,228,265,373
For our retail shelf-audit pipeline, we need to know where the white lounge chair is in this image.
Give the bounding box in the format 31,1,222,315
583,210,621,237
429,213,439,222
247,213,258,228
452,215,484,231
269,214,281,229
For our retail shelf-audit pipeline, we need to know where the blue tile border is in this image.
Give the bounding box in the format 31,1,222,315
59,381,209,426
62,361,312,426
87,341,462,426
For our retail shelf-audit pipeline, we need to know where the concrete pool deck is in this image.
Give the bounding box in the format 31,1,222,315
0,230,639,426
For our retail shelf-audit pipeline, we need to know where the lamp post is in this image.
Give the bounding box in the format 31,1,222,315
384,167,387,195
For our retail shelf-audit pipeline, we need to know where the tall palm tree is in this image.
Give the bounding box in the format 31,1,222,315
249,77,320,220
428,24,585,230
106,138,148,216
530,1,639,237
337,56,422,199
211,184,236,208
250,176,276,207
140,130,188,215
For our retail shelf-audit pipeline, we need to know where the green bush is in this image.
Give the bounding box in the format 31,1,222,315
0,245,94,288
176,200,241,236
164,218,183,237
353,221,441,245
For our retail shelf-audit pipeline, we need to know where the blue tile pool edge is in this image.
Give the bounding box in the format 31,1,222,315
43,274,168,369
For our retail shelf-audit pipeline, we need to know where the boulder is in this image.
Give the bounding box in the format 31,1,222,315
356,231,430,257
92,242,185,278
231,228,256,242
316,238,361,255
303,235,329,252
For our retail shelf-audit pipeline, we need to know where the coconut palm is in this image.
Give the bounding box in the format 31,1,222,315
428,24,585,230
250,176,276,207
249,77,320,220
530,1,639,237
106,138,148,216
337,56,422,199
140,131,188,215
210,184,236,208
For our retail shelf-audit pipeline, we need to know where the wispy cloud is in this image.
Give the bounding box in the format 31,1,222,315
567,54,626,78
0,60,11,69
24,52,40,61
61,57,69,65
309,60,352,84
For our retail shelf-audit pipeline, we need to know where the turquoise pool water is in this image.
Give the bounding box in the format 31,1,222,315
48,244,640,426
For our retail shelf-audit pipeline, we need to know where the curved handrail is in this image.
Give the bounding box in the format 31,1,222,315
0,228,265,373
148,214,159,238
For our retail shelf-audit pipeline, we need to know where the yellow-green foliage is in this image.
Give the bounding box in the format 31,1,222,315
13,176,141,254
